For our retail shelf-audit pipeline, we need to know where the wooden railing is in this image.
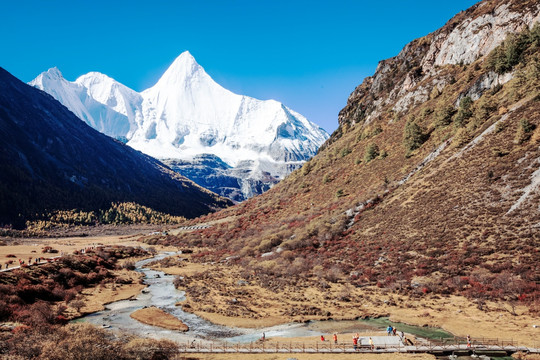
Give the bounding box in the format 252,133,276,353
176,339,539,354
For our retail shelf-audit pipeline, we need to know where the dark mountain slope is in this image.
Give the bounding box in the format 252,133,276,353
0,67,231,228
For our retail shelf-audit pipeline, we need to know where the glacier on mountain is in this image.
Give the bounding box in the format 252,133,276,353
30,51,329,201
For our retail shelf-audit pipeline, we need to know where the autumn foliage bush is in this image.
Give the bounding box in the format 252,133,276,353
0,323,179,360
0,246,147,327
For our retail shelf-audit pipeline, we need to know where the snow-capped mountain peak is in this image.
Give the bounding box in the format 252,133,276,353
75,72,142,121
151,51,207,88
29,52,329,200
30,67,67,90
30,69,136,139
43,67,63,80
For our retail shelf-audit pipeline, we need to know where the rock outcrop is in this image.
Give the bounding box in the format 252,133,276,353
335,0,540,138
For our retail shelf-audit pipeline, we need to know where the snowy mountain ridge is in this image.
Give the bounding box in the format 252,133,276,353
30,52,329,200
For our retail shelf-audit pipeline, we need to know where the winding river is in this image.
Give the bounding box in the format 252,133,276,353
82,252,452,344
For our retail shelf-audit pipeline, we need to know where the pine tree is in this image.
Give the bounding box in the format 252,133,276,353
403,120,426,153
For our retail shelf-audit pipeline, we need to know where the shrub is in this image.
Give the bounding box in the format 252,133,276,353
490,83,503,95
322,174,332,184
454,96,473,128
403,121,426,153
122,260,136,270
421,107,433,119
474,96,497,124
69,299,85,312
430,86,441,99
357,126,383,141
434,105,456,127
363,143,379,163
301,160,313,176
340,147,352,157
495,121,507,133
453,128,473,148
492,148,510,157
515,118,535,144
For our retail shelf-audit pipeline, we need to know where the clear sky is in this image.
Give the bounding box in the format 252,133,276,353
1,0,478,133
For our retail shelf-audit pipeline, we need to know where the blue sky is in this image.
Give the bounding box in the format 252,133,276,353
1,1,478,133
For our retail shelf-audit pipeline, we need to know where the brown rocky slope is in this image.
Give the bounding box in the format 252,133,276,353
153,0,540,334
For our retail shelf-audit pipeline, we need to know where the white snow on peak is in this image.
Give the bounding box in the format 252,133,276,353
29,51,329,175
151,51,204,88
44,67,64,79
75,72,141,136
30,68,134,139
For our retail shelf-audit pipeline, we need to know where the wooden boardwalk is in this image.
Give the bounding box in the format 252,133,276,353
177,341,540,355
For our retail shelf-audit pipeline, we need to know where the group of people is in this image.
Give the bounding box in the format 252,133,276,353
4,257,42,269
386,325,404,339
262,326,415,351
319,332,375,350
352,333,375,350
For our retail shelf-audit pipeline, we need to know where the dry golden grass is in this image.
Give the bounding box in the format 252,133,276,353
186,311,289,329
71,269,145,316
165,261,540,347
130,306,188,331
0,234,143,266
0,224,193,267
515,355,540,360
155,262,207,276
0,234,187,320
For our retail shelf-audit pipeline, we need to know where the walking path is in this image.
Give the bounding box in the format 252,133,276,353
177,341,539,355
0,255,62,272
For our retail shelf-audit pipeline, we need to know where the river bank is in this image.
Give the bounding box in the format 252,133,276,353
150,252,540,347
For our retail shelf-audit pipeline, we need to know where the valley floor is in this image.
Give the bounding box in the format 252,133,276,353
0,228,177,318
1,229,538,350
152,256,540,348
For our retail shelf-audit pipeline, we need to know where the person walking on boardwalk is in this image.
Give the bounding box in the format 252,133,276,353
392,327,397,336
387,325,393,336
352,336,358,351
333,333,337,344
369,337,374,350
467,334,471,348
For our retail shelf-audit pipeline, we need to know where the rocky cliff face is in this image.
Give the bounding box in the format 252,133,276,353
334,0,540,140
163,155,281,203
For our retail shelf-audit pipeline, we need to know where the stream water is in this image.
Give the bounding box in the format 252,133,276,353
83,252,242,342
82,252,453,344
